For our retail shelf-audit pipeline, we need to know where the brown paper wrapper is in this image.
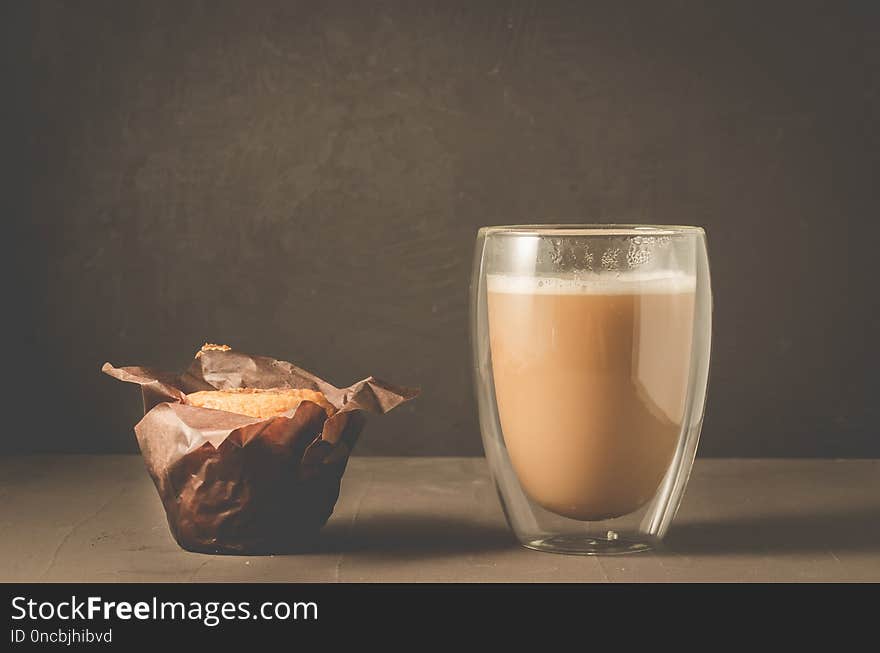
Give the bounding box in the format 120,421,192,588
102,347,418,555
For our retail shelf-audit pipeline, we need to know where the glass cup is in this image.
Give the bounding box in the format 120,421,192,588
470,225,711,555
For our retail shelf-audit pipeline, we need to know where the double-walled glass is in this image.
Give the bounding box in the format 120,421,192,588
471,225,711,555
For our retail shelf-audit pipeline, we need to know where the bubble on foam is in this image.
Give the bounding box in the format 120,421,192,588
487,271,696,295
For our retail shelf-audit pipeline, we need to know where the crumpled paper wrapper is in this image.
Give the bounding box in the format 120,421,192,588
102,346,418,555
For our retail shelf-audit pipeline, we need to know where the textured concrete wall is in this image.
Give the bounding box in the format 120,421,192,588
10,1,880,455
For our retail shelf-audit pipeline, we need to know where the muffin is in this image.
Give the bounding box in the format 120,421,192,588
103,344,417,554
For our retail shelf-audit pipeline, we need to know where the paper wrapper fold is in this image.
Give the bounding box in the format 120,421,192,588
103,348,418,555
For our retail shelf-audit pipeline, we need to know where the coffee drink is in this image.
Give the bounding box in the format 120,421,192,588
487,272,695,521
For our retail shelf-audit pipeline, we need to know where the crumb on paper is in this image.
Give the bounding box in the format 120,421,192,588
195,343,232,358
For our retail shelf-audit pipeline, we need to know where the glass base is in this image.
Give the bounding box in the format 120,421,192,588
521,534,654,556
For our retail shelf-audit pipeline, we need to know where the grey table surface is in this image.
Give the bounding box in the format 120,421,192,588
1,456,878,583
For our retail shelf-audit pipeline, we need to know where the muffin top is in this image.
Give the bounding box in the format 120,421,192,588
185,387,336,419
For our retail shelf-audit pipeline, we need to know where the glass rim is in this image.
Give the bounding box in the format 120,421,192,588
479,224,705,237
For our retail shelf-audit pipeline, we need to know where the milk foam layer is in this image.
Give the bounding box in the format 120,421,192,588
487,271,696,295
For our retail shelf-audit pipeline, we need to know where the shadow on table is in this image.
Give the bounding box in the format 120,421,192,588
317,513,516,557
662,506,880,555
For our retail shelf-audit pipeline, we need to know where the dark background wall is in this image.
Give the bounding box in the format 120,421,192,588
8,1,879,456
